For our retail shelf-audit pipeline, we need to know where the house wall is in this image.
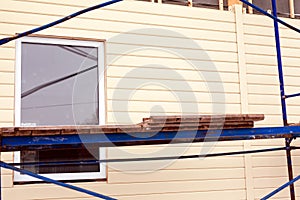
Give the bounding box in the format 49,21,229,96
0,0,300,199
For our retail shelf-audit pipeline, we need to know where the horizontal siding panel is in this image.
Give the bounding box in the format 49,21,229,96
0,72,14,84
3,0,236,22
1,152,13,162
247,74,300,86
4,179,246,199
108,146,244,159
0,24,237,50
0,9,236,33
107,66,239,82
108,77,240,92
254,187,293,199
109,156,245,172
15,0,234,21
108,168,245,184
119,189,246,200
245,44,300,59
248,94,300,106
0,109,14,122
252,156,300,167
107,89,240,104
0,47,14,60
244,24,300,40
107,110,244,124
108,38,237,52
108,56,239,73
249,104,300,115
249,139,284,146
253,167,289,178
0,122,13,126
247,64,300,78
248,105,281,115
246,54,300,68
0,84,14,97
254,177,294,189
244,34,300,49
0,59,15,72
247,84,280,95
243,14,273,27
0,97,14,109
108,52,237,64
1,174,13,188
107,100,240,113
248,94,281,106
251,118,282,127
246,54,300,67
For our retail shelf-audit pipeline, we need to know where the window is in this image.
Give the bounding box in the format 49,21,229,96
193,0,219,9
14,37,106,182
252,0,290,17
295,0,300,18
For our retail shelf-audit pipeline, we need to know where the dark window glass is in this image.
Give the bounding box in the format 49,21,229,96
193,0,219,9
252,0,271,14
21,42,99,126
252,0,290,17
162,0,188,6
276,0,290,17
295,0,300,18
21,148,99,174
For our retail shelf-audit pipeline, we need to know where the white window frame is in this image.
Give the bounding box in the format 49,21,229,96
14,37,106,182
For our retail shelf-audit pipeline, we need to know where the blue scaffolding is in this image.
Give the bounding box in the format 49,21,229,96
1,0,300,199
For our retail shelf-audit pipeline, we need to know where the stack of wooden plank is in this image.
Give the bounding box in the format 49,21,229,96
141,114,264,132
0,114,264,136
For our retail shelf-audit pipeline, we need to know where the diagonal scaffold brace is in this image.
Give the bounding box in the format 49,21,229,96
0,161,116,200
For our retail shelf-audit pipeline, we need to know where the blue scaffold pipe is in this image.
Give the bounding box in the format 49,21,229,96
285,92,300,99
261,175,300,200
0,161,116,200
270,0,288,126
239,0,300,34
9,146,288,167
0,0,123,46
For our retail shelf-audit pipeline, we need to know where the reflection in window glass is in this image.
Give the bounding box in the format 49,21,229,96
21,42,99,126
193,0,219,9
295,0,300,18
162,0,188,6
21,148,100,174
252,0,290,17
276,0,290,17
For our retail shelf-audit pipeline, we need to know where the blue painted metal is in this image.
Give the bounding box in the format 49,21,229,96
0,161,116,200
270,0,295,198
8,146,289,167
1,126,299,151
261,174,300,200
239,0,300,34
0,0,123,46
270,0,288,126
285,92,300,99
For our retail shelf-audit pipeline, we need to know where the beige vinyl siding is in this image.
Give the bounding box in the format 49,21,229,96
0,0,300,200
243,13,300,199
244,14,300,128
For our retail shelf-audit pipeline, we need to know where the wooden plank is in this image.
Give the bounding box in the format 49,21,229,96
143,121,254,127
145,114,264,122
0,114,264,136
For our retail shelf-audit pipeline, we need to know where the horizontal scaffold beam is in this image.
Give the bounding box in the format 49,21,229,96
1,126,300,151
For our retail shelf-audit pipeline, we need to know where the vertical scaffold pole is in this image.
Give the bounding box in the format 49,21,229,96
271,0,295,199
271,0,288,126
